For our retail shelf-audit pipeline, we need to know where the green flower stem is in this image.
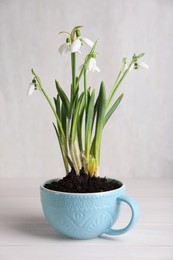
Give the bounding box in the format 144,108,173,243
84,68,88,165
106,60,132,110
76,40,98,89
106,71,122,110
31,69,66,140
106,53,144,110
84,68,87,108
71,53,76,100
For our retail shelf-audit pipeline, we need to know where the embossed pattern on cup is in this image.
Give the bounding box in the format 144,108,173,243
40,178,139,239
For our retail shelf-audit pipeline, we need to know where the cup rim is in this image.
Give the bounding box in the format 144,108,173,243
40,178,125,196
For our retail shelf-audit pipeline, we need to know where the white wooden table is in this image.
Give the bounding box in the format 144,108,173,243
0,178,173,259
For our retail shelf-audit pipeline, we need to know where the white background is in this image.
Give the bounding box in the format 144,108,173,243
0,0,173,179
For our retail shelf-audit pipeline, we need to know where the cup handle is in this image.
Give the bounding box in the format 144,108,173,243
104,195,139,236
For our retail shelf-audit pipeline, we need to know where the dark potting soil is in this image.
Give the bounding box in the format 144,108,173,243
44,168,122,193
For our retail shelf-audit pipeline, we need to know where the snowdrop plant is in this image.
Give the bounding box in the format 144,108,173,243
30,26,148,177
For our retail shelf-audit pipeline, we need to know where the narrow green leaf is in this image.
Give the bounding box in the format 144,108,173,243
91,94,99,131
52,122,60,140
104,93,124,127
70,93,84,142
136,52,145,59
77,96,85,151
70,86,79,118
61,103,67,136
94,82,106,164
85,89,95,160
55,80,70,118
58,31,70,36
90,90,102,157
85,88,91,125
77,108,84,152
73,85,79,102
53,95,61,119
52,123,69,174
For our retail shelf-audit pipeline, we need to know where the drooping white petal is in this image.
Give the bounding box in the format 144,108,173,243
88,57,100,72
94,66,100,72
58,43,69,55
27,83,35,96
88,57,96,71
82,38,94,48
138,62,149,69
70,38,81,53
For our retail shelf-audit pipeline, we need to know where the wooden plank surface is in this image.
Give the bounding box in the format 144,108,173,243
0,178,173,259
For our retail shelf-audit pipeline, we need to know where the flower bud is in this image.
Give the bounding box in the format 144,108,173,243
76,29,81,37
91,53,96,58
66,38,70,44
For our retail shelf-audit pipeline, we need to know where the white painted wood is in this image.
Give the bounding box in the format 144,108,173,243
0,178,173,259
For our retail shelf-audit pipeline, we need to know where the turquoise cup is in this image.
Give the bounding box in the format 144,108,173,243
40,178,139,239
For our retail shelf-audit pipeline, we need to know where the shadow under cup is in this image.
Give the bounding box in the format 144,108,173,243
40,178,139,239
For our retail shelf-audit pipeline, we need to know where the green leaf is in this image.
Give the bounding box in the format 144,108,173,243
70,93,84,142
61,103,67,136
90,90,103,157
70,85,79,118
77,106,85,152
85,89,95,160
52,122,60,140
52,123,69,174
94,81,106,164
85,88,91,124
55,80,70,118
77,95,85,151
104,93,124,126
136,52,145,59
91,94,99,130
58,31,70,36
54,95,61,119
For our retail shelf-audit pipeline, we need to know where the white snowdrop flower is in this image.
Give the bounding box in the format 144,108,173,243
82,38,94,48
58,43,70,56
27,83,36,96
138,61,149,69
58,33,94,55
70,38,82,53
88,57,100,72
